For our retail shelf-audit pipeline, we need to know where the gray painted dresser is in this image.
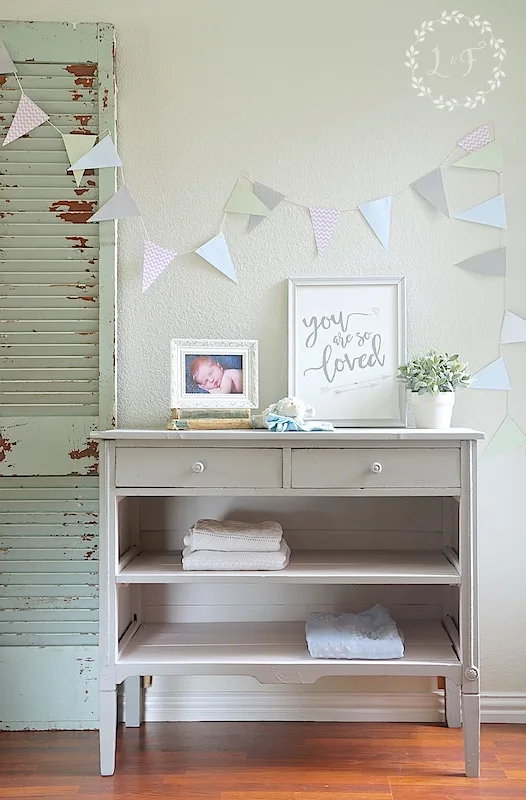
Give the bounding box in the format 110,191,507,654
93,428,483,777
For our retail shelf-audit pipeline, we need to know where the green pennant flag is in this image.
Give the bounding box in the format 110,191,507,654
62,133,97,186
453,140,503,172
225,180,271,216
483,416,526,458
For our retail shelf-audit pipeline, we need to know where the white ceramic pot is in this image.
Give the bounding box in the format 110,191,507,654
410,392,455,429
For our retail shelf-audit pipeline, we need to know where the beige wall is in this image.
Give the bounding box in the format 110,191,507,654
3,0,525,700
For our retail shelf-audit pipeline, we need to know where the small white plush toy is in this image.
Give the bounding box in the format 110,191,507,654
252,396,315,428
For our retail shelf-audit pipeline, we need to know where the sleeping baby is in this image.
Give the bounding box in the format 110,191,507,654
189,356,243,394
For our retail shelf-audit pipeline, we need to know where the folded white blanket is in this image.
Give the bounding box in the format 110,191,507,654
182,539,290,571
306,605,404,660
183,518,283,553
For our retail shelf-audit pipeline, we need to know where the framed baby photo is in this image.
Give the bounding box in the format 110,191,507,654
170,339,259,409
288,277,407,427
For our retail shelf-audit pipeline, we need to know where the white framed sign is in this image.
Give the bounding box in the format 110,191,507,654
288,277,407,427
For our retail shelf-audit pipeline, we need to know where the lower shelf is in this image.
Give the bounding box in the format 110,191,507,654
115,620,461,683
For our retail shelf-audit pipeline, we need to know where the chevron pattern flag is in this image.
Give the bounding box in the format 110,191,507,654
142,241,177,292
458,124,492,153
309,207,340,256
3,94,49,146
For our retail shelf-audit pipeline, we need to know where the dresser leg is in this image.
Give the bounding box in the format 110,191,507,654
462,693,480,777
99,688,117,776
125,675,142,727
444,678,461,728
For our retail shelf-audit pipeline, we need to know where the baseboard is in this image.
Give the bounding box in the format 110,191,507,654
0,721,97,731
119,690,526,725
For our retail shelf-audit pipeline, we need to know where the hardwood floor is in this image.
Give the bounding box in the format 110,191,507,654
1,722,525,799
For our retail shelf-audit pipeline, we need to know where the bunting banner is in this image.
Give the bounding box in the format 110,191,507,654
458,124,492,153
455,195,507,229
69,134,122,171
411,169,449,217
248,182,285,233
358,196,391,250
195,233,238,283
309,207,340,256
142,241,177,293
482,417,526,458
225,180,271,216
62,133,97,187
455,247,506,278
0,40,16,74
500,311,526,344
88,186,140,222
469,357,511,391
453,140,503,172
2,94,49,146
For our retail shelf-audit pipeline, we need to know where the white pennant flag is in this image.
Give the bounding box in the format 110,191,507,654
142,241,177,292
62,133,97,187
309,207,340,256
69,134,122,171
500,311,526,344
3,94,49,146
359,196,391,250
195,233,238,283
87,186,140,222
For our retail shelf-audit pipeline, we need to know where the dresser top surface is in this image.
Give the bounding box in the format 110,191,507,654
91,427,484,442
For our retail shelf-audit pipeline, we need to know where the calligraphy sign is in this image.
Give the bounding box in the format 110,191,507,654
288,278,407,427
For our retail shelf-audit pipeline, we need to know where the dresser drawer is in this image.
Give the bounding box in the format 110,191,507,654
291,448,460,489
116,447,283,488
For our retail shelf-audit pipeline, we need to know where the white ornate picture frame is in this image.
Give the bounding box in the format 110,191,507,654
288,277,407,427
170,339,259,410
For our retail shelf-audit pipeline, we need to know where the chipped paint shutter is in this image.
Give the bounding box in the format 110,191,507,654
0,20,115,688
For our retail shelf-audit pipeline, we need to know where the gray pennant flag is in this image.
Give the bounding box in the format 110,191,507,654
455,247,506,277
411,168,449,217
0,40,17,75
248,182,285,233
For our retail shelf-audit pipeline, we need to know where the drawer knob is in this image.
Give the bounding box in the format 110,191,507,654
371,462,383,474
192,461,205,474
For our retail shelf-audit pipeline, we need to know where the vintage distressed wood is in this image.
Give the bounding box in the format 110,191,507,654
0,21,115,726
93,428,482,777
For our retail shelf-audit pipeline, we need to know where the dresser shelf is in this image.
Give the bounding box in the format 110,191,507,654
117,549,461,585
116,620,461,681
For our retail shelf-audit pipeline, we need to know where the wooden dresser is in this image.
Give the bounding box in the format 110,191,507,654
93,428,483,777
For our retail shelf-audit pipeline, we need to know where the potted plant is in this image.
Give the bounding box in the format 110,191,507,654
398,351,471,429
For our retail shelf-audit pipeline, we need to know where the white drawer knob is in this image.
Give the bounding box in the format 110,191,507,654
371,462,383,474
192,461,205,473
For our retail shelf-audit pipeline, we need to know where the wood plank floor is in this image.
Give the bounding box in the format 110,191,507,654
0,722,525,799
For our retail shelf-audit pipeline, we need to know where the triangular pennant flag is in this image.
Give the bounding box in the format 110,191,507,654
2,94,49,146
411,169,449,217
469,357,511,391
62,133,97,187
455,195,507,229
68,134,122,171
455,247,506,278
225,180,271,216
500,311,526,344
142,241,177,293
195,233,238,283
483,417,526,458
453,140,503,172
358,196,391,250
248,182,285,233
87,186,140,222
458,124,492,153
309,207,341,256
0,40,16,74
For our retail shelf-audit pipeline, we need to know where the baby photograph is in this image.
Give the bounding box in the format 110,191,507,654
185,354,244,394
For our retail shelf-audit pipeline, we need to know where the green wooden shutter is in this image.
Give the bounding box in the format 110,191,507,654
0,21,115,727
